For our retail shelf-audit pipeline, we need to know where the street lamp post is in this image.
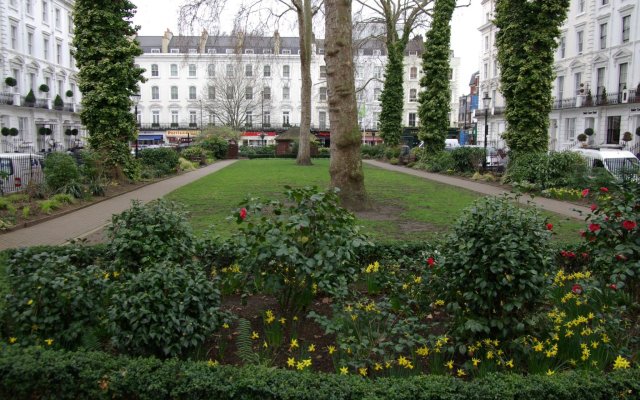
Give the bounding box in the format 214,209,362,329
482,94,491,172
371,131,376,146
131,93,141,158
462,96,468,143
199,99,203,130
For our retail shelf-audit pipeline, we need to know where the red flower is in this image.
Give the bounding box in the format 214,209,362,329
580,230,586,238
609,284,617,290
571,284,583,295
239,208,247,220
615,254,627,261
581,189,590,198
588,223,601,232
590,204,597,212
546,223,553,231
622,220,637,231
581,252,589,259
427,257,435,268
599,187,609,193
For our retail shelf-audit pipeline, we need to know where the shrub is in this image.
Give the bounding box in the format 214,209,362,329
24,90,35,104
38,199,61,214
180,145,208,163
43,152,81,195
506,151,587,189
106,199,196,273
196,134,229,159
179,157,197,171
450,147,485,173
138,147,179,176
419,151,455,172
78,150,107,196
232,187,371,314
53,95,64,108
108,262,222,358
361,145,386,160
434,196,553,345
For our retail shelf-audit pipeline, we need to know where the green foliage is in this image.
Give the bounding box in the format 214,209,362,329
108,261,221,358
179,157,197,171
0,347,639,399
232,187,370,313
106,199,196,273
1,246,109,347
43,152,81,196
449,147,485,173
236,318,260,365
180,145,208,163
38,198,61,214
494,0,570,153
435,196,553,344
505,151,588,189
360,145,386,160
417,150,455,172
418,0,456,154
72,0,145,180
138,147,180,176
53,94,64,108
78,150,107,196
378,45,405,147
24,90,35,104
4,77,17,87
196,133,229,159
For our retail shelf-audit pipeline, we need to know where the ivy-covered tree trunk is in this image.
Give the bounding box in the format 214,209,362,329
295,0,313,166
73,0,146,180
325,0,366,209
494,0,569,154
379,43,406,147
418,0,455,154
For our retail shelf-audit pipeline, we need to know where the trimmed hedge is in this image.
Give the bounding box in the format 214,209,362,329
0,347,638,400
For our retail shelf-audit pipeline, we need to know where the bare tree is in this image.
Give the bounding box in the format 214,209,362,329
202,57,265,129
325,0,366,208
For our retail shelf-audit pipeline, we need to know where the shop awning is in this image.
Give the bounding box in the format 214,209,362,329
138,134,164,140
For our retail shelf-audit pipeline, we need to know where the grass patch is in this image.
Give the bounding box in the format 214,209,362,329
166,159,583,243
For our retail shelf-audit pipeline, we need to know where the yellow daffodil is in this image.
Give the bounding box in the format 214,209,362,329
546,369,555,376
456,368,466,377
472,358,481,367
327,345,336,355
308,344,316,352
44,338,54,346
279,317,286,325
613,355,631,370
340,366,349,375
263,341,268,349
486,351,494,360
27,299,33,306
358,367,368,376
434,299,445,306
223,323,230,329
416,346,429,357
445,360,454,369
374,363,383,371
287,357,296,367
9,337,17,344
207,359,219,367
505,359,514,368
289,338,299,349
251,331,259,340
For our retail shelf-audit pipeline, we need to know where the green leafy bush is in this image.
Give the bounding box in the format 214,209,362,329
106,199,196,273
78,150,107,196
419,150,455,172
108,262,222,358
43,152,81,196
434,196,553,344
180,145,208,163
360,145,386,160
138,147,179,176
505,151,587,189
232,187,370,314
196,134,229,159
450,147,485,173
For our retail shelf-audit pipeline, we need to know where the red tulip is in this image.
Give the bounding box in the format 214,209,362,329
581,189,590,197
609,284,617,290
600,187,609,193
622,220,637,231
588,223,601,232
546,223,553,231
590,204,597,212
572,284,583,295
427,257,435,268
239,208,247,220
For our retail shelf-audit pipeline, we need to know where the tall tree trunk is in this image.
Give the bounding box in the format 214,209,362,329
325,0,366,209
296,0,313,165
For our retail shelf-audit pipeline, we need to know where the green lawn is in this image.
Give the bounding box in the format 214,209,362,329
166,159,584,244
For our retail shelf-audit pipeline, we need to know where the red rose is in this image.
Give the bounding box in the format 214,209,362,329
622,220,637,231
600,187,609,193
590,204,597,212
581,252,589,259
615,254,627,261
571,284,583,295
609,284,617,290
239,208,247,220
580,230,586,237
581,189,590,197
546,223,553,231
588,223,601,232
427,257,435,268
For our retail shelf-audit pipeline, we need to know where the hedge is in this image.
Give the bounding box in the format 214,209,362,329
0,347,638,400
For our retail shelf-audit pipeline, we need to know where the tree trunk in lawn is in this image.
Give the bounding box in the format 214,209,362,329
324,0,366,209
295,0,313,165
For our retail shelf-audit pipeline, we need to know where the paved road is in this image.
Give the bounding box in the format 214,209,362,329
0,160,237,251
363,160,590,219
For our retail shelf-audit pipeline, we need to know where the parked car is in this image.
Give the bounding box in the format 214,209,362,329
570,147,639,180
0,153,45,194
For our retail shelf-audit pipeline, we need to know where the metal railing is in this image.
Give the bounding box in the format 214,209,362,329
0,92,13,105
0,153,45,196
35,99,49,109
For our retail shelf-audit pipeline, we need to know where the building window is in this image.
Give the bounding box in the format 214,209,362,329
577,31,584,54
152,110,160,124
263,65,271,77
68,15,73,33
263,49,272,54
319,87,327,101
171,110,179,125
226,85,233,100
171,86,178,100
246,86,253,100
374,88,381,101
374,66,382,79
319,111,327,129
557,75,564,100
170,48,180,54
409,51,418,56
189,64,197,77
618,63,628,93
245,64,252,77
245,49,254,54
188,48,197,54
208,85,215,100
408,113,416,127
356,66,363,79
600,23,607,49
170,64,178,77
373,112,380,129
226,64,234,77
56,43,62,64
189,86,197,100
602,0,609,5
209,113,216,125
263,111,271,126
151,64,159,77
606,116,620,144
283,111,290,126
263,87,271,100
190,111,197,124
409,88,417,102
283,65,290,78
42,1,48,23
282,49,291,55
559,36,566,58
150,48,160,53
27,32,34,55
574,72,582,95
622,16,630,43
484,35,489,51
245,111,252,127
493,61,498,77
26,0,33,14
208,64,215,77
10,25,17,50
207,48,216,54
484,63,488,79
55,8,61,28
565,118,576,141
596,67,606,96
410,67,417,79
578,0,585,13
282,86,290,100
43,38,49,60
320,66,327,78
151,86,159,100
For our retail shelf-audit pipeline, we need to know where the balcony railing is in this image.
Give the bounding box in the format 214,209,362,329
493,106,506,115
0,92,14,105
137,122,330,132
35,99,49,109
552,90,640,109
63,103,74,112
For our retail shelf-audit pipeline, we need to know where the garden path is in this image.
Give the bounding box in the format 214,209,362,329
0,160,237,251
363,160,590,219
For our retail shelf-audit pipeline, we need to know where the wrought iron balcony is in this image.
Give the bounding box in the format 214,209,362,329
0,92,14,105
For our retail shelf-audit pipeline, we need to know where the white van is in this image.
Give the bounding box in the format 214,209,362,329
570,147,639,179
0,153,45,195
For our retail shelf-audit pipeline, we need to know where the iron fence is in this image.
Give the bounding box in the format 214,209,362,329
0,153,45,196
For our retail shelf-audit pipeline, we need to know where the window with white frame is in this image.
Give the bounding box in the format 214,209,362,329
152,111,159,124
283,65,290,78
263,49,272,54
189,86,197,100
574,72,582,95
245,64,252,77
410,67,417,79
408,113,416,127
283,111,290,126
226,64,234,77
171,86,178,100
26,0,33,14
27,32,34,55
557,75,564,100
190,111,197,124
150,48,160,53
245,86,253,100
484,35,489,51
171,110,179,124
565,118,576,141
208,64,215,77
207,48,216,54
578,0,585,13
320,66,327,78
245,111,252,126
245,49,254,54
151,86,159,100
208,85,215,99
373,112,380,129
170,48,179,54
282,86,290,100
263,111,271,126
282,49,291,55
409,89,417,102
577,31,584,54
10,24,17,50
374,88,381,101
55,8,61,28
43,37,49,60
319,111,327,129
263,87,271,100
409,51,418,56
319,87,327,101
189,64,196,77
42,0,48,23
170,64,178,77
44,77,51,97
188,48,196,54
56,43,62,64
484,62,488,79
209,112,216,125
68,15,73,33
618,62,628,92
151,64,159,77
226,85,233,100
599,23,607,49
225,49,233,54
622,15,630,43
374,66,382,79
559,36,566,58
264,65,271,77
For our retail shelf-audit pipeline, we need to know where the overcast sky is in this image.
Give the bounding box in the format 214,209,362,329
131,0,482,96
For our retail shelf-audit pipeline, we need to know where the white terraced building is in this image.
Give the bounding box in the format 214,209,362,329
478,0,640,153
0,0,84,154
134,30,461,147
